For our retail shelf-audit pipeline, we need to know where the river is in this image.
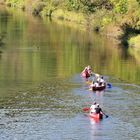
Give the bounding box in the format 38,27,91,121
0,6,140,140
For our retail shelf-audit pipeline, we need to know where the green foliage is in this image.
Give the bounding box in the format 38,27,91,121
65,0,113,13
136,0,140,4
6,0,24,8
119,23,140,46
32,2,46,16
79,0,113,13
102,17,112,26
65,0,81,11
41,6,56,17
129,35,140,47
113,0,128,14
40,0,60,17
79,0,96,13
4,0,140,61
4,0,140,31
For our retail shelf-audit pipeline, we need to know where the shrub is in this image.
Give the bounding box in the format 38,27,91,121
114,0,128,14
136,0,140,4
32,2,46,16
6,0,24,8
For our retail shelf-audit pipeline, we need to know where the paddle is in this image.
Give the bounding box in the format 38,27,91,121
83,107,90,112
107,83,112,88
90,72,100,77
101,111,109,118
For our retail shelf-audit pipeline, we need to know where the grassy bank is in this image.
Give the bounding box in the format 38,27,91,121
4,0,122,36
3,0,140,47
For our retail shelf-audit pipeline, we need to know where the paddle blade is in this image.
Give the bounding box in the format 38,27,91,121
107,83,112,88
83,107,90,111
89,88,92,91
105,115,109,118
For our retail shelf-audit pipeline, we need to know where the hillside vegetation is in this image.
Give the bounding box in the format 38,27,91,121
4,0,140,48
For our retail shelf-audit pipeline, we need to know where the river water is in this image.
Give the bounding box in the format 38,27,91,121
0,6,140,140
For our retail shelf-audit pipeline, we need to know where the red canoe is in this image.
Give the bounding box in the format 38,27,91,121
89,113,103,119
81,72,90,78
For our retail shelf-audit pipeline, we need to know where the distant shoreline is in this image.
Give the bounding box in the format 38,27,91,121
2,0,140,52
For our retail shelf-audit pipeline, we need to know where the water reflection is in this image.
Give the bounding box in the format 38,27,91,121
89,116,102,124
89,116,106,140
0,7,140,84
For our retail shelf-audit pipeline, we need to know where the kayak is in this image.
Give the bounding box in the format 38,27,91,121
89,113,103,120
92,84,106,91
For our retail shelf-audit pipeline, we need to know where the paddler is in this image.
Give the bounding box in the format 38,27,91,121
90,102,97,114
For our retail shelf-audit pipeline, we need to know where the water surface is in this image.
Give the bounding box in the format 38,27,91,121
0,6,140,140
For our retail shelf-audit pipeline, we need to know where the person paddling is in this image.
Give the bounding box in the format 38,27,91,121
95,104,108,118
87,65,92,75
81,65,92,77
95,104,102,114
90,102,97,114
83,103,109,118
97,76,106,86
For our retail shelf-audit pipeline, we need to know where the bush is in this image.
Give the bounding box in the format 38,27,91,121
114,0,128,14
5,0,25,9
41,6,56,17
32,2,46,16
65,0,81,11
102,17,112,26
136,0,140,4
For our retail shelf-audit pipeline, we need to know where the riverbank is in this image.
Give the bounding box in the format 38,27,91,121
3,1,122,39
2,0,140,50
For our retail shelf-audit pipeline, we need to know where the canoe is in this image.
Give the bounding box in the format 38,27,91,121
89,113,103,120
81,72,90,78
92,84,106,91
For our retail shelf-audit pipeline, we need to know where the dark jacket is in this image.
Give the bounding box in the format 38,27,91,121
95,107,102,114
